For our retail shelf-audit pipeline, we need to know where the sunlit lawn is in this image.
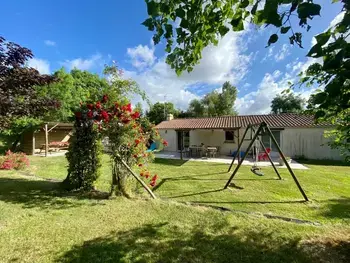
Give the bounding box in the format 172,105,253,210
0,155,349,262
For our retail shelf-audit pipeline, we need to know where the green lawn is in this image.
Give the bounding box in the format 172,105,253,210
0,155,349,263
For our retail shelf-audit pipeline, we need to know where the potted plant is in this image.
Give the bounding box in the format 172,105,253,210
278,156,291,166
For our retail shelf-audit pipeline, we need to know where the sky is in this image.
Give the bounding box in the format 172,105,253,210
0,0,344,114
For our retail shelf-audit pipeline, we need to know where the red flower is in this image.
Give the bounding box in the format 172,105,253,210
75,112,82,119
162,140,168,146
145,171,150,178
131,111,140,119
135,139,141,145
151,174,158,182
150,174,158,187
115,103,119,109
122,103,132,113
96,101,101,109
101,111,109,122
87,111,93,119
122,118,130,124
140,172,144,177
102,94,108,103
138,163,143,167
87,103,94,110
133,154,138,158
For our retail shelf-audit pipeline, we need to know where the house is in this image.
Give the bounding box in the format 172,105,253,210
21,122,73,155
155,114,342,160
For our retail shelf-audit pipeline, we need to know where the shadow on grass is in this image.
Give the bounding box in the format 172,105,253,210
154,158,188,166
0,177,107,210
152,173,228,192
296,159,349,166
56,223,350,263
322,197,350,219
168,189,224,198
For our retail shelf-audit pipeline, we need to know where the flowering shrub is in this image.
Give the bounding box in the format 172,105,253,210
65,93,162,196
0,150,29,170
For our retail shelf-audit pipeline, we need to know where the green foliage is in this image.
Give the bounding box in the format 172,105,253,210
0,36,57,129
271,93,305,114
103,64,149,103
37,68,110,122
146,102,179,124
188,99,205,117
187,81,238,117
142,0,324,74
302,3,350,161
63,120,102,191
0,117,42,151
134,102,144,116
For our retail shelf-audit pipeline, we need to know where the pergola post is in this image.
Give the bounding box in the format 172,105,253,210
32,132,36,155
44,124,48,157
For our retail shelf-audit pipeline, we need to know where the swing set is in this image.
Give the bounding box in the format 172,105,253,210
224,122,309,201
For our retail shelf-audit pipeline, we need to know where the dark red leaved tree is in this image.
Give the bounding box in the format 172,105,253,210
0,36,58,129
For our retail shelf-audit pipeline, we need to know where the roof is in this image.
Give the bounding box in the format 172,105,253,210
155,114,331,130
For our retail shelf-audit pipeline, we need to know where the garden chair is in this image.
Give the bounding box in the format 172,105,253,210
258,147,271,161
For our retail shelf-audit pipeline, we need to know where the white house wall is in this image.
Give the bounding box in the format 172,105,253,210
281,128,342,160
189,129,246,156
158,127,342,160
159,130,177,152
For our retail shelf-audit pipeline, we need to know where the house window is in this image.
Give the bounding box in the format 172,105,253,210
225,130,235,143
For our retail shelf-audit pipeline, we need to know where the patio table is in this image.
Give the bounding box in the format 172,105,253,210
207,147,218,158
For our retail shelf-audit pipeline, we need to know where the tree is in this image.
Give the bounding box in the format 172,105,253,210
146,102,178,124
0,36,57,129
142,0,350,159
271,93,305,114
217,81,238,116
187,81,238,117
188,99,205,117
37,68,110,122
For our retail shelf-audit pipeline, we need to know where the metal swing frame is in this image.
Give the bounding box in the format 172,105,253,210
224,122,309,201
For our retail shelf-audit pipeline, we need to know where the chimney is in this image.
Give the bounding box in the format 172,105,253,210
167,114,174,121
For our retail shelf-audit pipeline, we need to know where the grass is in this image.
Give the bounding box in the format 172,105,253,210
0,155,349,262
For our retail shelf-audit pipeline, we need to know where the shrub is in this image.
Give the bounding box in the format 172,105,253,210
0,150,30,170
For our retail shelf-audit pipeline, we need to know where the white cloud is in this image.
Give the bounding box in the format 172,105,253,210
311,11,347,48
329,11,345,29
236,59,320,115
124,31,252,110
274,44,290,62
44,40,56,46
28,58,50,74
127,44,155,69
61,54,103,71
261,46,274,62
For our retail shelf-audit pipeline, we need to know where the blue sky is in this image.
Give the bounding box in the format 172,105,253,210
1,0,344,114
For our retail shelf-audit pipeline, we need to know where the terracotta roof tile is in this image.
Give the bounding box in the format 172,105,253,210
155,114,331,129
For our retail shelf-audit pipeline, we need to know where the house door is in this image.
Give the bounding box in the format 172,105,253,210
177,131,190,151
261,130,281,152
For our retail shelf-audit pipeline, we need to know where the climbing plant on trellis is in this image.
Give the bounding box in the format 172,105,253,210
63,94,166,198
